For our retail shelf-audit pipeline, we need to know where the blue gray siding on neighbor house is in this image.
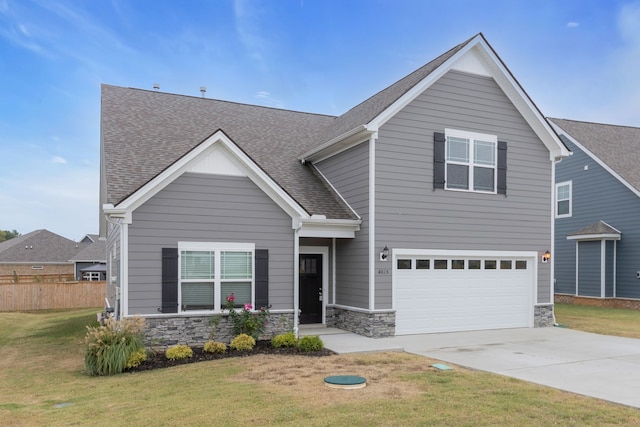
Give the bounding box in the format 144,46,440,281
577,241,600,297
315,141,370,309
375,70,553,305
126,172,294,315
555,135,640,299
606,240,615,297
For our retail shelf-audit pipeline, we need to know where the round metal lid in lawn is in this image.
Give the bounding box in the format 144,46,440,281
324,375,366,389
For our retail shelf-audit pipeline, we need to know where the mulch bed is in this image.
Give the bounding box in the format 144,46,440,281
126,341,336,373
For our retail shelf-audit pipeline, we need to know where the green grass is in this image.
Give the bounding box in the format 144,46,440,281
1,307,639,426
555,303,640,338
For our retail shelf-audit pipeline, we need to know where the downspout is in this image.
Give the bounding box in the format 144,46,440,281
104,214,123,320
293,221,302,337
550,157,558,325
368,133,377,311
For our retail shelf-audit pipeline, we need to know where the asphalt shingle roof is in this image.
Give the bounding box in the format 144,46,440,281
550,118,640,192
0,230,82,263
70,239,106,262
567,220,621,237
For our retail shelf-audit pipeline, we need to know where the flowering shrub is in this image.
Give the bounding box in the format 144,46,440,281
230,333,256,351
223,293,269,340
84,316,145,376
203,340,227,354
165,344,193,360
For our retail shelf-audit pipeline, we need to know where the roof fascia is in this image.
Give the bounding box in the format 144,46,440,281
296,217,361,238
300,125,375,163
550,121,640,199
367,34,570,161
567,233,621,241
105,130,310,222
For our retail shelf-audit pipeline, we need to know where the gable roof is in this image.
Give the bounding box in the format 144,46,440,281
567,220,621,241
70,238,106,262
549,118,640,194
101,85,357,220
0,229,82,264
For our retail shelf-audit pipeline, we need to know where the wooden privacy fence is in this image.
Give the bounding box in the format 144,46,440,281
0,281,106,311
0,274,76,284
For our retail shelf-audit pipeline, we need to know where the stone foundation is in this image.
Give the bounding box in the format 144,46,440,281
534,304,554,327
326,306,395,338
142,312,295,349
555,294,640,310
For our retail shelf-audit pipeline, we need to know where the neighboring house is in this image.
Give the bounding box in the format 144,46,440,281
0,229,80,278
70,234,107,281
550,118,640,302
100,33,570,345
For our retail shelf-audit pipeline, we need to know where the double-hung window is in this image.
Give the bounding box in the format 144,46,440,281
445,129,498,193
555,181,572,218
179,242,254,312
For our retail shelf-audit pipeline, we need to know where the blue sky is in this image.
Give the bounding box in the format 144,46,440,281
0,0,639,240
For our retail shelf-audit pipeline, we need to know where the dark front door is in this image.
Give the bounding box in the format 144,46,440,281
299,254,323,324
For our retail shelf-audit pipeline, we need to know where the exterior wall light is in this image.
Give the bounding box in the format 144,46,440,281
380,246,389,261
542,250,551,263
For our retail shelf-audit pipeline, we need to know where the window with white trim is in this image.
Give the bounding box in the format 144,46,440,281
445,129,498,193
555,181,572,218
179,242,254,311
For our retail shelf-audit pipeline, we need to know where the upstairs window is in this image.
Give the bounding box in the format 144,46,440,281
434,130,506,194
556,181,572,218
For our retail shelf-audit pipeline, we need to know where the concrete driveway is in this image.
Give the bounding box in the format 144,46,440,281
317,327,640,408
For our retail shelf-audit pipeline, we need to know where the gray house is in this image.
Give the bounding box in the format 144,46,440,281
100,33,569,344
550,118,640,303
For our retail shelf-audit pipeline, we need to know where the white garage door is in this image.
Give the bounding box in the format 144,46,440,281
394,252,534,335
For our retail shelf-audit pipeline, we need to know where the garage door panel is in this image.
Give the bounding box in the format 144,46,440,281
394,254,533,335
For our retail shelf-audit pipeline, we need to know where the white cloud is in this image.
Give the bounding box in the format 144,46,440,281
255,90,270,98
566,22,579,28
51,155,67,164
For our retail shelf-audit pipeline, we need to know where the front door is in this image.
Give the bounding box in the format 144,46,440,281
299,254,323,324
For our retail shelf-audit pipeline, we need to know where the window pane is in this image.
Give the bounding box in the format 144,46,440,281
181,251,214,279
182,282,214,310
434,259,448,269
474,167,495,192
221,251,252,279
416,259,430,269
515,260,527,270
397,259,411,269
557,184,570,200
452,260,465,269
468,260,481,269
474,141,495,166
557,200,570,215
500,260,512,270
447,137,469,162
221,282,251,308
447,164,469,189
484,260,497,269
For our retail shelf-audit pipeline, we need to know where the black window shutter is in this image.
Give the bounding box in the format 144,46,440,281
161,248,179,313
433,132,446,189
497,141,507,195
255,249,269,310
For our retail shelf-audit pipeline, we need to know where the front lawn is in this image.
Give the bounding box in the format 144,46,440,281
555,303,640,339
1,308,639,426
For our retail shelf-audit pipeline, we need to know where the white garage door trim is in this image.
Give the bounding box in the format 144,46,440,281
392,249,537,335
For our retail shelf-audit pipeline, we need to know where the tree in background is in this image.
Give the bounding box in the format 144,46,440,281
0,230,20,243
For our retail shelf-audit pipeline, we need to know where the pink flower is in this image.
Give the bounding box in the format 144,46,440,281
226,293,235,302
244,303,253,311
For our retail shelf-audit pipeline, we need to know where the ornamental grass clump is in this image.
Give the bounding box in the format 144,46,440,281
165,344,193,360
230,333,256,351
271,332,297,348
223,293,269,340
84,316,146,376
203,340,227,354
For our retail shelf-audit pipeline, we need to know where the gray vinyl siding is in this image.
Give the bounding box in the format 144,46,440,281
376,70,553,305
127,172,293,314
106,221,120,310
577,241,601,296
555,135,640,299
315,141,369,309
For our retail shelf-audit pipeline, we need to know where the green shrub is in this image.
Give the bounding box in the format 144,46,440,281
271,332,297,348
125,349,147,369
230,333,256,351
84,316,146,376
223,293,270,340
165,344,193,360
203,340,227,354
297,335,323,352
